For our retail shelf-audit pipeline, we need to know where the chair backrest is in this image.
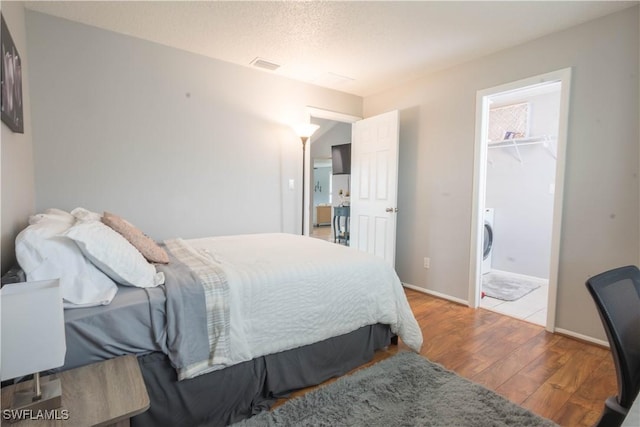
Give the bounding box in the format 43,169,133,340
586,265,640,408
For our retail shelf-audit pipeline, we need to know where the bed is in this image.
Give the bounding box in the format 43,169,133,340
12,209,423,426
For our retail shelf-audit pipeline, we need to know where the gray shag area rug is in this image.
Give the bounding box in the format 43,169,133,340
482,271,543,301
234,352,557,427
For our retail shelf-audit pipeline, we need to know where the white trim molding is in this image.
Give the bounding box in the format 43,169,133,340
554,327,609,348
402,282,469,306
306,106,361,124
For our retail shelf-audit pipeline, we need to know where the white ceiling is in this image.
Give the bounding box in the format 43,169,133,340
25,1,638,97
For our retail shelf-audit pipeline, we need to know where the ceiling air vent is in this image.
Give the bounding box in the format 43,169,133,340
250,57,280,71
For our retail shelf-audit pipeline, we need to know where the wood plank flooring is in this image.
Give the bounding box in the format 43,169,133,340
276,288,616,426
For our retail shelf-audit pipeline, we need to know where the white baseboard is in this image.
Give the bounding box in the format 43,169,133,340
553,327,609,348
402,282,469,306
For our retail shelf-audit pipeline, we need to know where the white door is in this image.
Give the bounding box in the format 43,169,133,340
350,110,400,267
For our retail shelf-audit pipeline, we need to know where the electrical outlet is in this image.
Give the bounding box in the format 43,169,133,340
423,257,430,269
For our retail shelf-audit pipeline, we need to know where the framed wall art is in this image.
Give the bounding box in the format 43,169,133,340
1,14,24,134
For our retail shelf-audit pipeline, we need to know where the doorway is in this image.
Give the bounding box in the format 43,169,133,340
468,69,572,332
306,108,359,244
309,117,351,244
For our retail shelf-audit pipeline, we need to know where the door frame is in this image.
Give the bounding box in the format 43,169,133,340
305,107,361,236
467,68,572,333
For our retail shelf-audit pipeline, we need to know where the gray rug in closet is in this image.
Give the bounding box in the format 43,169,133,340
482,271,542,301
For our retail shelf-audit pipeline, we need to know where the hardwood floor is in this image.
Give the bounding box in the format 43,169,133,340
310,225,334,243
276,288,616,426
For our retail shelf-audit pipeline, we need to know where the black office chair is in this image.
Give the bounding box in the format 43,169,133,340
586,265,640,427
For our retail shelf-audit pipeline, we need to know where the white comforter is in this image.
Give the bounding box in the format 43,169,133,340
186,233,423,368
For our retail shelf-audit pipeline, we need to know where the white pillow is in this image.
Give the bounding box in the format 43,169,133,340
71,207,102,222
15,216,118,308
29,208,75,225
62,220,165,288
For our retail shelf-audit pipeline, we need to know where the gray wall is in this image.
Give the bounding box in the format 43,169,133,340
363,7,639,341
1,1,35,275
487,91,560,278
310,121,352,159
25,11,361,242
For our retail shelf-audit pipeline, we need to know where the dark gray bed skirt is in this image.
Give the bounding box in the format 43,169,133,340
133,324,393,427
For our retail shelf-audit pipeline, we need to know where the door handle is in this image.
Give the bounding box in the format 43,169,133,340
386,207,398,213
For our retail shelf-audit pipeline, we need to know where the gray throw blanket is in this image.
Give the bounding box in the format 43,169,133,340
158,239,231,380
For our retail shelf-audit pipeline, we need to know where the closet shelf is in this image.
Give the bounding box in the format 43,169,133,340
487,135,556,163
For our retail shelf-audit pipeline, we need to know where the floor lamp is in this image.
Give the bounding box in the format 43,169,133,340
294,123,320,235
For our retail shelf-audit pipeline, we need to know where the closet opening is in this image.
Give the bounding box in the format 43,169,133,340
468,69,572,332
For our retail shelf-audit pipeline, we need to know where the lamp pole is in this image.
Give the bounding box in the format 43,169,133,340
293,123,319,236
301,136,308,235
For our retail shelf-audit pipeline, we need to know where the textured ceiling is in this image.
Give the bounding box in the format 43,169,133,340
24,1,638,97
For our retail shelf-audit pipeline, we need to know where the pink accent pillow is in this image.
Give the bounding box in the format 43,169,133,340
101,212,169,264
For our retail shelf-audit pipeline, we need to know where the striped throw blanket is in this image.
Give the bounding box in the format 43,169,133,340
164,238,231,380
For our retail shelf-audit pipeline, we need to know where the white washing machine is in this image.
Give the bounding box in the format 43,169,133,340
482,208,494,274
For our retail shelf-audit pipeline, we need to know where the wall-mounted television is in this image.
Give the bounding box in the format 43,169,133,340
331,143,351,175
